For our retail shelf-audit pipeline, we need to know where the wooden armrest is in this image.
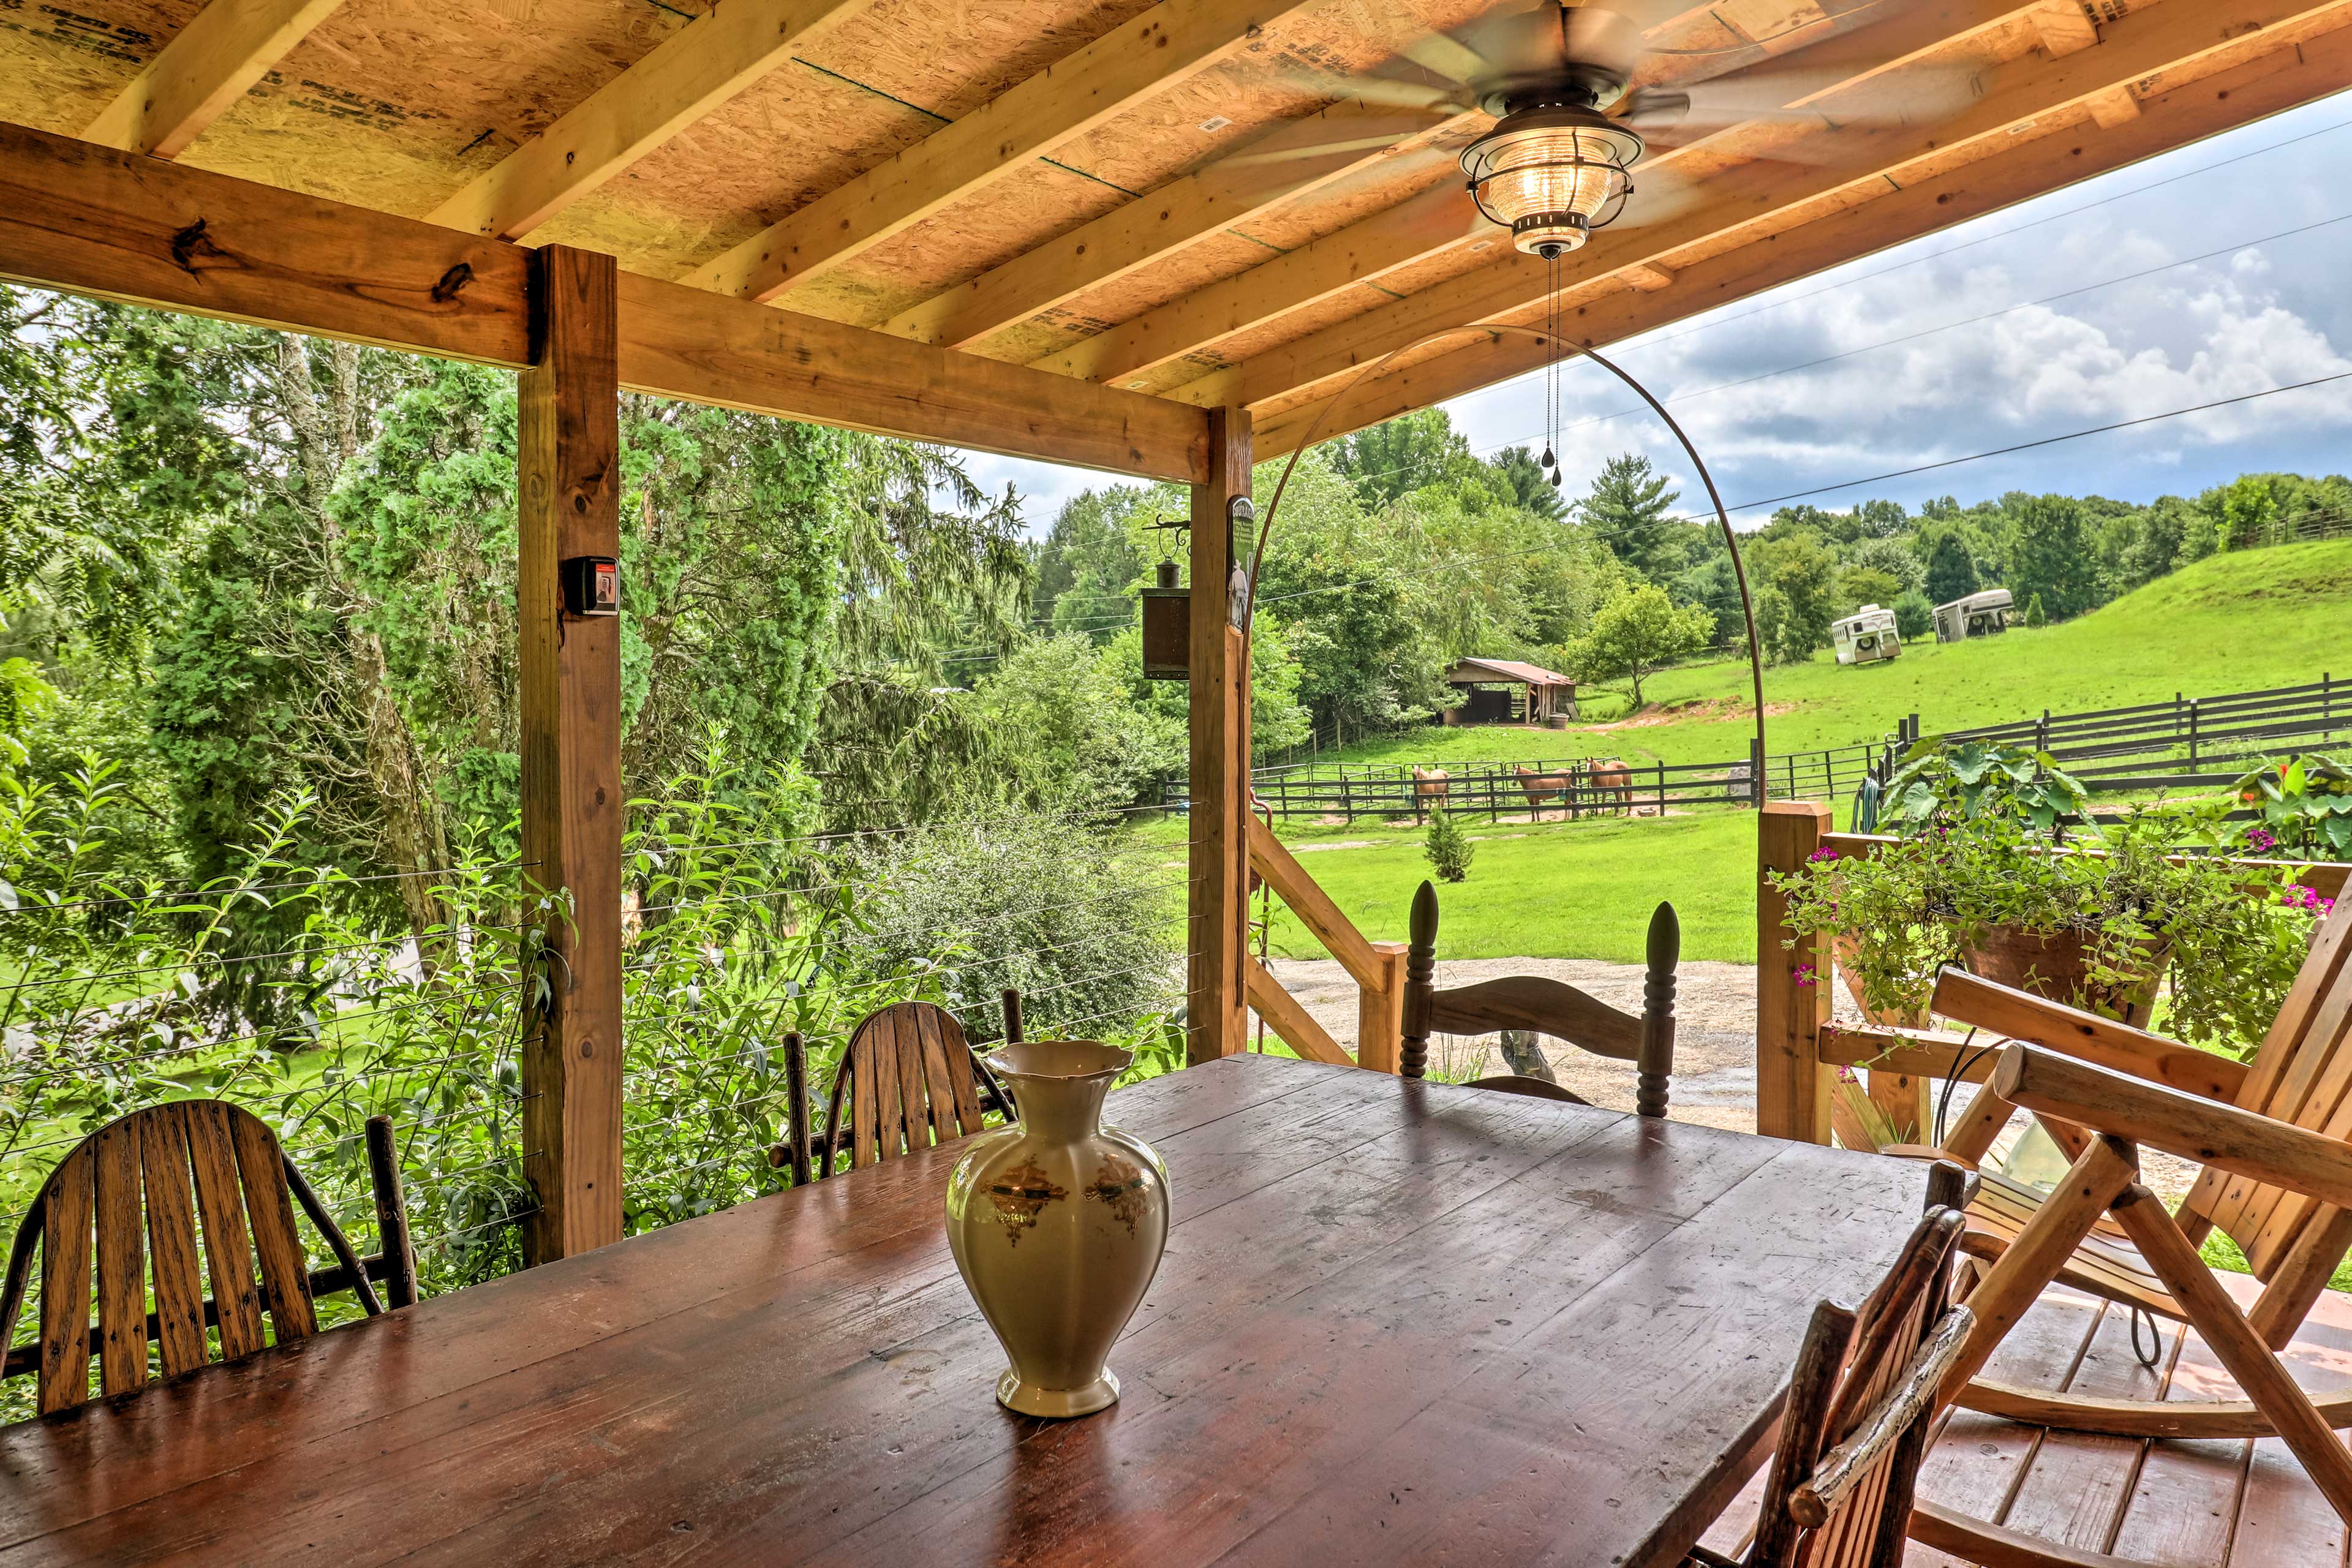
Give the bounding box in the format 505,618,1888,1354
1992,1045,2352,1214
1790,1304,1975,1527
1931,967,2246,1104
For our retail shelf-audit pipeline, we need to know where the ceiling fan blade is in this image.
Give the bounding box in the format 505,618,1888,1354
1272,67,1471,115
1617,87,1690,130
1218,135,1457,169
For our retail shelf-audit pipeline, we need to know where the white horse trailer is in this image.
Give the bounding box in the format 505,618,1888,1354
1831,605,1902,665
1933,587,2015,644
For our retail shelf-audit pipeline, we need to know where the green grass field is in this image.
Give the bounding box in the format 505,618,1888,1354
1313,538,2352,772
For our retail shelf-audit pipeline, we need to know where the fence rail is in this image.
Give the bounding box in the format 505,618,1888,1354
1163,742,1883,821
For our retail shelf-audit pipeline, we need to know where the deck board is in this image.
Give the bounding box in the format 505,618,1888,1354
1908,1278,2352,1566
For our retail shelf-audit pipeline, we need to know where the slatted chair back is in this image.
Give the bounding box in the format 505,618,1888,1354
2178,895,2352,1281
0,1103,414,1415
791,1000,1019,1180
1401,879,1678,1117
1744,1204,1972,1568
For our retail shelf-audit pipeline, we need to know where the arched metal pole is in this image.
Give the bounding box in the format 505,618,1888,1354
1240,322,1768,786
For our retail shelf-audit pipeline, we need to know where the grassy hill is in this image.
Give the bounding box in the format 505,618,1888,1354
1316,538,2352,772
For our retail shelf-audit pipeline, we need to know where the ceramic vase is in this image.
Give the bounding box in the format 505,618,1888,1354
944,1040,1170,1418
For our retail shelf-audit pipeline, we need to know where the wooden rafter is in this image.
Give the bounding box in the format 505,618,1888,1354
1250,9,2352,457
681,0,1322,304
881,97,1469,349
83,0,345,159
1224,0,2348,416
1030,0,2048,391
0,119,1207,482
427,0,881,243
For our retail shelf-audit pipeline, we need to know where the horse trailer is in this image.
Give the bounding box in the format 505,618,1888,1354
1932,587,2015,644
1831,604,1902,665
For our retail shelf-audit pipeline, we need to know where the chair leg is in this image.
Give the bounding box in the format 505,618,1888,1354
2111,1183,2352,1525
1939,1135,2138,1406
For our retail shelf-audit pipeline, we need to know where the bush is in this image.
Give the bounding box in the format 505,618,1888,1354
1424,807,1473,882
2024,593,2048,628
1891,590,1933,640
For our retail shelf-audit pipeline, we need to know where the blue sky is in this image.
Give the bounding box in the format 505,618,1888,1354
960,89,2352,534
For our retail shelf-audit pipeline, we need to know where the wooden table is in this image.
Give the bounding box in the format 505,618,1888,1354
0,1056,1929,1567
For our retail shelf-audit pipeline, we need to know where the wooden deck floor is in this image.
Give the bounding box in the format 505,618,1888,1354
1698,1275,2352,1566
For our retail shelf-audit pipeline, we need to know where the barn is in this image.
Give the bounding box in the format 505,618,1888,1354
1441,658,1580,726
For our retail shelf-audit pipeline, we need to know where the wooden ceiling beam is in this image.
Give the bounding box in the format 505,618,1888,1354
83,0,347,159
426,0,881,243
0,119,1205,481
1219,0,2335,413
681,0,1321,303
881,98,1468,350
1034,0,2049,391
1250,11,2352,459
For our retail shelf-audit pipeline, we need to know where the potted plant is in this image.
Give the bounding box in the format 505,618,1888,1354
2231,754,2352,861
1779,744,2323,1051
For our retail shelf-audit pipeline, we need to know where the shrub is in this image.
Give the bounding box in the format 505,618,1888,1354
1891,590,1933,640
2024,593,2048,628
1424,807,1473,883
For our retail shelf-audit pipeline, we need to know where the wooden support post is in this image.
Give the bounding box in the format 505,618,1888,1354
518,244,625,1264
1757,801,1834,1144
1357,941,1407,1074
1186,405,1253,1066
1866,1068,1931,1147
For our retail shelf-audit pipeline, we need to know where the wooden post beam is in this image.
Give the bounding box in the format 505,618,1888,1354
1186,405,1252,1066
518,244,626,1263
682,0,1321,304
0,119,1207,482
1758,801,1834,1143
426,0,880,242
85,0,348,160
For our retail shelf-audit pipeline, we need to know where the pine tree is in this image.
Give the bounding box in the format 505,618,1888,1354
1921,530,1978,605
1424,808,1473,883
2024,593,2047,628
1578,453,1682,577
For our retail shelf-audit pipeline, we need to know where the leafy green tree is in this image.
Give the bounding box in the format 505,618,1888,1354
1891,590,1933,641
2003,494,2100,621
1834,568,1904,619
1921,529,1978,605
1845,535,1922,594
1330,409,1479,507
2202,473,2296,553
1486,446,1565,521
1032,485,1150,634
959,634,1182,813
1104,611,1311,762
1562,583,1713,709
1751,535,1839,665
1578,453,1682,578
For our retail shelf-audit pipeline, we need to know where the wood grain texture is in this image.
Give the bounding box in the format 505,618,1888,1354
0,1058,1926,1567
89,1119,146,1399
518,244,625,1264
1931,970,2251,1106
83,0,347,159
35,1149,92,1415
1245,956,1354,1066
225,1109,315,1343
1185,406,1250,1065
183,1101,264,1360
1758,802,1834,1143
137,1106,208,1375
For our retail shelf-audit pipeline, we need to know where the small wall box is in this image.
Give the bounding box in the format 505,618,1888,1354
562,556,619,618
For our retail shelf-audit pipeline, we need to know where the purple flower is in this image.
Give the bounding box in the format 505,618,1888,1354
1793,963,1817,988
2247,827,2278,853
1807,846,1838,864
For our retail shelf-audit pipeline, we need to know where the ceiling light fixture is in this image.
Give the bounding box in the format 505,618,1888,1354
1459,99,1643,258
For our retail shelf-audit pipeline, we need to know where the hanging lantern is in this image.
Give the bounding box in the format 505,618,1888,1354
1140,557,1190,680
1459,102,1642,258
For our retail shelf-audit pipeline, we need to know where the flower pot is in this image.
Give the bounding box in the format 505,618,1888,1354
1958,924,2168,1027
944,1040,1169,1419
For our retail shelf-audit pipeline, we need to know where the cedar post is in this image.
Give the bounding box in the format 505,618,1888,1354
1186,406,1253,1066
1357,942,1408,1074
518,244,625,1262
1758,801,1834,1144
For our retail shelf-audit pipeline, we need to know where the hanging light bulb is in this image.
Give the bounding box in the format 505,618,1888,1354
1550,469,1562,488
1540,445,1556,469
1460,102,1642,258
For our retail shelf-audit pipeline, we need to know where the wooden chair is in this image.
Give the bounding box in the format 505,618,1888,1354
771,995,1019,1184
1401,879,1678,1115
1688,1166,1976,1568
0,1102,417,1415
1909,890,2352,1452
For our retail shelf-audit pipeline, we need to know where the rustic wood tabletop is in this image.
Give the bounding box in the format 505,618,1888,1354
0,1054,1928,1566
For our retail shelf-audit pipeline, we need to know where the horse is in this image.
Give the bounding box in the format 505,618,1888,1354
1588,757,1634,815
1409,766,1450,823
1512,764,1574,821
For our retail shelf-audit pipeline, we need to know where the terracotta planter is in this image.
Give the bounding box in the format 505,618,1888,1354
1958,924,2168,1027
944,1040,1170,1419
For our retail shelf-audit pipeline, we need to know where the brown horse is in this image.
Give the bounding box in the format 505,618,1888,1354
1588,757,1634,815
1512,764,1573,821
1410,766,1449,823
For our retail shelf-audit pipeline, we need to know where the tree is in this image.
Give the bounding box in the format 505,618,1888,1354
2024,593,2047,628
1031,485,1148,633
1424,808,1472,883
1562,584,1713,709
1486,446,1566,521
1833,568,1904,619
1750,535,1839,665
1921,529,1978,605
1845,535,1923,594
2003,494,2100,622
1330,409,1478,507
1891,590,1933,640
1578,453,1682,578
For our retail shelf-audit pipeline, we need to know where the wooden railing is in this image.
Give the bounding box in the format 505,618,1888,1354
1755,801,2352,1147
1243,817,1406,1073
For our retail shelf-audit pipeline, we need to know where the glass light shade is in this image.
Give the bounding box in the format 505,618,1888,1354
1461,107,1642,257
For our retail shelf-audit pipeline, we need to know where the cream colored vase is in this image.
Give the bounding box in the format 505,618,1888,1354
944,1040,1170,1418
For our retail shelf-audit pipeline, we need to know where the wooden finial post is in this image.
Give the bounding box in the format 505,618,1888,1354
1638,902,1678,1119
1401,880,1439,1080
